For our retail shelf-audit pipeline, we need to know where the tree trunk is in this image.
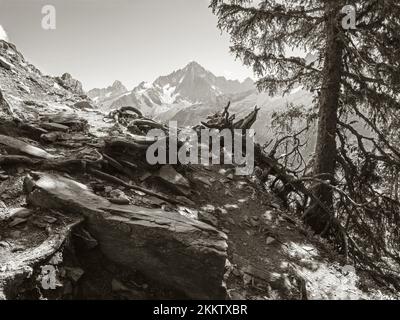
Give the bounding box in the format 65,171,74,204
305,1,344,234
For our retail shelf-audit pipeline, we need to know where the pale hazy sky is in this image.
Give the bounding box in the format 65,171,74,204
0,0,254,90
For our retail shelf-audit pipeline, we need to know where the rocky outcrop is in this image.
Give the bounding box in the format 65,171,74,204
55,73,84,96
26,173,228,299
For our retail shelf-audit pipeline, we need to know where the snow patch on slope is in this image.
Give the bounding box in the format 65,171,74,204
0,25,9,42
161,84,178,104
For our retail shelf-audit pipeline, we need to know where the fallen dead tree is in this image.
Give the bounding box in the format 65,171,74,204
201,102,260,131
202,103,400,291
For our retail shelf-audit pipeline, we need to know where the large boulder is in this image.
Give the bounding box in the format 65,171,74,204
26,173,228,299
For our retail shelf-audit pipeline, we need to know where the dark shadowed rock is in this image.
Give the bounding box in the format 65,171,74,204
0,211,83,299
27,173,228,299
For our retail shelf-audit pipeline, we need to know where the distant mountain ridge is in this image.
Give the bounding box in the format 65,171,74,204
150,61,254,104
88,60,314,145
89,61,255,113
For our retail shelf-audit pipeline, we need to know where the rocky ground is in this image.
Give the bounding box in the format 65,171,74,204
0,39,396,300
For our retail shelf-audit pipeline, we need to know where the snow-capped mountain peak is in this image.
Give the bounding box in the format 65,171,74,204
101,61,255,114
87,61,258,116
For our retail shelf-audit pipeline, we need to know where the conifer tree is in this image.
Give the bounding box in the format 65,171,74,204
211,0,400,235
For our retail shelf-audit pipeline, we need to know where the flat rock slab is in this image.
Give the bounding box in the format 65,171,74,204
27,173,228,299
0,134,55,159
